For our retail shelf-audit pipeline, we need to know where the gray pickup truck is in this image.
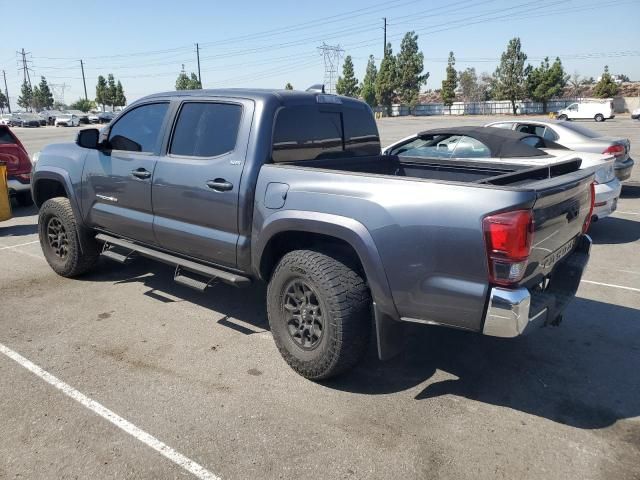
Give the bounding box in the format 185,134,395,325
32,89,595,380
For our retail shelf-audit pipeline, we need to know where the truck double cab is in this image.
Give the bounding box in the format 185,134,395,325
32,89,595,380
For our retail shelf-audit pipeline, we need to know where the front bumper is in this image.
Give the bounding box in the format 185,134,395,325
482,235,591,338
593,178,621,220
615,157,634,181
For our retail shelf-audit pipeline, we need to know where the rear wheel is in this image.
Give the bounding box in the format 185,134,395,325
557,114,568,121
38,197,99,277
267,250,371,380
595,114,604,122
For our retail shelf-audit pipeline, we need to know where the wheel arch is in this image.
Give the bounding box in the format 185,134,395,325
254,211,399,321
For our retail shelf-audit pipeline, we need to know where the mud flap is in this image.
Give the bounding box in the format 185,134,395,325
373,302,407,361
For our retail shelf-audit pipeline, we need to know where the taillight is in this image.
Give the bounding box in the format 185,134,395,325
582,182,596,233
483,210,534,286
603,145,625,158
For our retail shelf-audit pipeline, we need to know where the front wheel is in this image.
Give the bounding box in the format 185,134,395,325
595,114,604,122
38,197,100,277
267,250,371,380
557,114,568,121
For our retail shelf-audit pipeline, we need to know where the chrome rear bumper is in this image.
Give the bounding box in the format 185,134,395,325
482,235,591,338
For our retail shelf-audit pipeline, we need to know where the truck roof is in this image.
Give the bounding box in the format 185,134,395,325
137,88,368,108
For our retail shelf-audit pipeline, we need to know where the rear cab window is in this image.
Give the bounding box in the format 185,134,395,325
271,102,380,163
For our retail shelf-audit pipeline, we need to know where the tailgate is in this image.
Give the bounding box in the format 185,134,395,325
521,168,594,286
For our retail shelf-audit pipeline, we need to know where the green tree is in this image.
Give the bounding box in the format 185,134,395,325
17,81,33,111
284,82,293,90
526,57,567,113
360,55,378,107
106,74,117,108
0,91,7,113
396,31,428,109
458,67,481,102
175,71,201,90
375,43,398,115
335,55,360,97
493,37,528,114
35,76,54,110
95,75,108,111
70,98,95,112
441,51,457,112
115,81,126,108
593,65,619,98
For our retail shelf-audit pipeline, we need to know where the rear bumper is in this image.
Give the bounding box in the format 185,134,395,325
615,157,634,181
7,177,31,194
593,178,621,220
482,235,591,338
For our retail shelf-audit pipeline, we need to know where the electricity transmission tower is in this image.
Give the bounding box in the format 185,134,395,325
50,83,69,105
318,43,343,94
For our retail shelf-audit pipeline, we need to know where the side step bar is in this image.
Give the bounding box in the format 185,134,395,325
96,233,251,288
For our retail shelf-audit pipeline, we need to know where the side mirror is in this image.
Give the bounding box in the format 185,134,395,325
76,128,100,149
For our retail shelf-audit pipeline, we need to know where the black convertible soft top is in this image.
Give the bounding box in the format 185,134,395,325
416,126,564,158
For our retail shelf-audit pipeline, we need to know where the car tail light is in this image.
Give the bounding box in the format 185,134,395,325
582,182,596,234
483,210,534,286
603,145,625,158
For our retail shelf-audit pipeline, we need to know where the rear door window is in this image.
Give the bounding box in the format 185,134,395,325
108,102,169,153
170,102,243,157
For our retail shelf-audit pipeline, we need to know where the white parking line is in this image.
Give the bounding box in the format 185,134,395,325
581,280,640,293
0,343,220,480
0,240,39,250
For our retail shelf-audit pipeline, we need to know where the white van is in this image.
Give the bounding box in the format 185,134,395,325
557,101,615,122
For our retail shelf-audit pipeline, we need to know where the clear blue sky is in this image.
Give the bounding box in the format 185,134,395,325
1,0,639,108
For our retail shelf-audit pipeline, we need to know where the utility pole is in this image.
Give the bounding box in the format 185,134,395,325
382,17,387,58
80,59,88,100
2,70,10,113
19,48,32,88
195,43,202,87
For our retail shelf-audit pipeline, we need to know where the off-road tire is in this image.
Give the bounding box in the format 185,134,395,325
38,197,99,277
267,249,371,380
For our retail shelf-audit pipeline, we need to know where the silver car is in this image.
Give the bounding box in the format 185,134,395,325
485,119,634,181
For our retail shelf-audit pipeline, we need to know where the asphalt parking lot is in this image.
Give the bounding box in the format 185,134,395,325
1,116,639,480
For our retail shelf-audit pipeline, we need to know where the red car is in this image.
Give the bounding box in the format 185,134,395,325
0,125,32,206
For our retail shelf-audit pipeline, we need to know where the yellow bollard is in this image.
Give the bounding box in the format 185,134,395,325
0,162,12,221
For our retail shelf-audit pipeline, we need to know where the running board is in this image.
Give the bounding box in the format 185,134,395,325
95,233,251,288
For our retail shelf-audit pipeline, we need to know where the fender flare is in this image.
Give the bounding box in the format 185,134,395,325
253,210,399,321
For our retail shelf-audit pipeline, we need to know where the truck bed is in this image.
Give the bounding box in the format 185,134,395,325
283,154,581,186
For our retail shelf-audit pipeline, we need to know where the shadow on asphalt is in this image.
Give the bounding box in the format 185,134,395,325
325,297,640,430
79,257,640,430
588,216,640,245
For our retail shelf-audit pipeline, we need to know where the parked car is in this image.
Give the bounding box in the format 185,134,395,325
97,111,115,124
485,119,634,181
386,126,619,221
41,110,65,125
66,110,90,124
17,113,41,128
37,113,47,126
556,101,615,122
632,108,640,120
88,112,100,124
0,114,18,126
0,125,32,206
54,114,80,127
32,89,595,380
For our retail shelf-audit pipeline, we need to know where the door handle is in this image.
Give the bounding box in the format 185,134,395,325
206,179,233,192
131,168,151,179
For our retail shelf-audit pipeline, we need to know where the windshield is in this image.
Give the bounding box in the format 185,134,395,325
560,122,601,138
